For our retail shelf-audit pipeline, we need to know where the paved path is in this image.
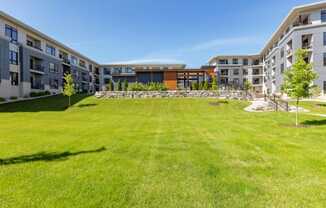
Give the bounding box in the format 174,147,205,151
244,100,272,112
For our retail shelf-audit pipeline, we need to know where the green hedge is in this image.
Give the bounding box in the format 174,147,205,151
0,97,6,102
30,91,51,97
127,82,167,91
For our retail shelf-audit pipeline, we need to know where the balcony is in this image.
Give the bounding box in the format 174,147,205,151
302,34,313,50
292,14,311,28
30,64,45,73
31,83,44,90
26,38,42,51
252,70,263,76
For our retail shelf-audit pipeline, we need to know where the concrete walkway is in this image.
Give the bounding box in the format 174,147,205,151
244,99,273,112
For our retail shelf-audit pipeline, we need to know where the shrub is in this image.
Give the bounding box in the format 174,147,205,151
117,80,122,91
198,82,204,90
10,96,18,100
211,76,218,90
123,80,129,91
147,82,167,91
127,82,167,91
106,80,113,91
127,82,146,91
30,91,51,97
191,82,199,90
203,80,209,90
0,97,6,102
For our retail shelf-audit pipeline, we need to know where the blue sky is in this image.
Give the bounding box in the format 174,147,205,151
0,0,318,67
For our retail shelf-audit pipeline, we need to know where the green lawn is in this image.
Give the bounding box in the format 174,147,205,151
1,95,326,208
293,101,326,115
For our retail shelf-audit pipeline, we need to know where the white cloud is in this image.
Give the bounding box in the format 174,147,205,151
106,36,262,66
107,58,185,65
189,37,260,51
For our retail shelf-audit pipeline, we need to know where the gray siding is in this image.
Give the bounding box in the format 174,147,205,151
0,38,10,80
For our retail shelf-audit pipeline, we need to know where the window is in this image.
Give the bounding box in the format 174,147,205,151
71,56,78,65
103,68,111,75
49,63,59,73
272,56,276,65
253,78,260,85
5,25,18,42
220,77,228,85
243,59,248,65
218,59,228,64
233,69,239,75
89,64,93,72
280,63,285,74
10,72,19,86
46,44,56,56
50,79,59,89
324,81,326,94
9,51,18,65
232,59,238,64
324,53,326,66
324,32,326,46
243,69,248,75
322,10,326,22
79,60,86,68
281,48,284,58
221,69,228,76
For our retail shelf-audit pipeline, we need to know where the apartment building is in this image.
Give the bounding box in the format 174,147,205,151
100,64,215,90
209,1,326,96
208,55,264,94
0,11,100,99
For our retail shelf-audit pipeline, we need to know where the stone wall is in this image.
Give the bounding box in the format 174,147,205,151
95,90,250,100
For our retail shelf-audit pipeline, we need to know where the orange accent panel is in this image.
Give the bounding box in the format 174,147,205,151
164,71,177,90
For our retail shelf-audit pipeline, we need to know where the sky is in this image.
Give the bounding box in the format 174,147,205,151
0,0,319,67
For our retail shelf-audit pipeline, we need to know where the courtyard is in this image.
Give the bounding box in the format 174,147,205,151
0,95,326,207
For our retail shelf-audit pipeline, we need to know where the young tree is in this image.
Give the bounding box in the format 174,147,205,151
243,80,253,97
63,73,76,107
203,80,209,90
106,80,113,91
211,76,218,90
310,85,321,98
282,49,318,126
123,80,129,91
117,80,122,91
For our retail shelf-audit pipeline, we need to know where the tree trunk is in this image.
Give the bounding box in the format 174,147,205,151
68,96,71,107
296,98,299,127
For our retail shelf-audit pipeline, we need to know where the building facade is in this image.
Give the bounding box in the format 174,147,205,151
100,64,215,90
0,11,100,99
209,1,326,96
208,55,264,94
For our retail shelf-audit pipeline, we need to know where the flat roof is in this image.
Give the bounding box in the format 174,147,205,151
102,63,187,69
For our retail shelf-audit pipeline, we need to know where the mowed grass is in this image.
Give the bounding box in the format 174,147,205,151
294,101,326,114
1,95,326,208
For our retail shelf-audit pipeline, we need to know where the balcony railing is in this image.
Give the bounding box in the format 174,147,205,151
61,57,71,65
31,65,45,72
27,41,42,51
302,43,312,50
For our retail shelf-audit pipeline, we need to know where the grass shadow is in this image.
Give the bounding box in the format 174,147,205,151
0,147,106,166
76,103,97,108
0,94,90,112
316,103,326,107
301,119,326,126
209,100,229,106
